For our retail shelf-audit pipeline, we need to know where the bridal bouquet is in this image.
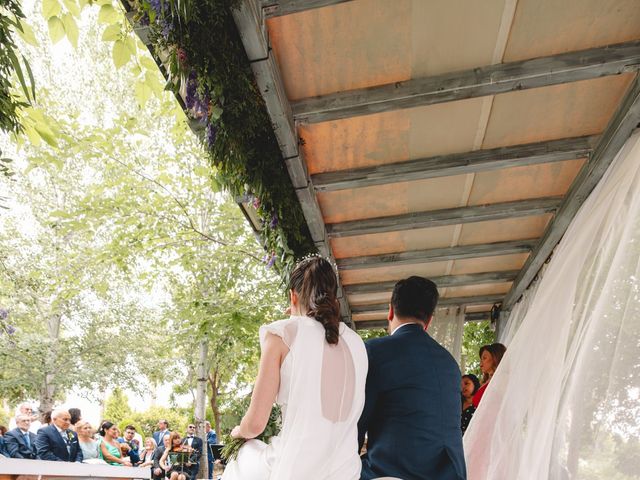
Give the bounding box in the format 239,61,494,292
221,400,282,462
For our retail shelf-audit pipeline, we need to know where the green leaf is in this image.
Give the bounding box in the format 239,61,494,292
23,56,37,103
42,0,62,18
33,123,58,147
98,4,119,24
144,70,163,95
210,105,223,121
102,23,121,41
124,35,137,56
16,20,39,47
63,0,81,17
134,82,152,106
48,16,66,44
112,40,131,68
140,55,157,70
6,48,31,102
193,165,210,178
62,14,79,48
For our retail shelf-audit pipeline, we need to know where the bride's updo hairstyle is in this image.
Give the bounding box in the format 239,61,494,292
289,256,340,344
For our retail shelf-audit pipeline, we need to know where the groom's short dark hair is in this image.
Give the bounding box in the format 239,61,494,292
391,276,439,321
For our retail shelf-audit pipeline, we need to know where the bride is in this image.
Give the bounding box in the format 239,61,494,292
222,256,368,479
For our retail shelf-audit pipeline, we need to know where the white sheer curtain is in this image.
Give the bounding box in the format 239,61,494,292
429,307,464,364
498,261,548,345
464,131,640,479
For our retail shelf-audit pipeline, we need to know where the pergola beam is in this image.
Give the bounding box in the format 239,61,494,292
337,239,537,270
327,197,562,238
232,0,354,325
344,270,518,296
313,136,596,192
262,0,352,18
293,41,640,124
351,294,504,315
503,73,640,309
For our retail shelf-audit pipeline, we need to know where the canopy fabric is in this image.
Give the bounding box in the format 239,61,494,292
464,131,640,479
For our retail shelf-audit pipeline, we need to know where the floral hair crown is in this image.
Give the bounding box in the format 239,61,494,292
296,253,339,277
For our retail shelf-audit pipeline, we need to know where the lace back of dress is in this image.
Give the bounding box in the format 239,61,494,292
320,334,356,423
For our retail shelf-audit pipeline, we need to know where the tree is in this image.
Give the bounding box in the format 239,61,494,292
103,387,132,424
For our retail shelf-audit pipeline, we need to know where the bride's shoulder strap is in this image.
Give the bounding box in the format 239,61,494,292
259,318,298,349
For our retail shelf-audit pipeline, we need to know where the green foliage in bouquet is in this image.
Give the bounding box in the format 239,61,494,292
220,396,282,462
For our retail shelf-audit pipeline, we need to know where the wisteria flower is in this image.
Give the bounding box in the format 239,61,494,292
5,325,15,335
269,212,278,229
0,308,8,320
206,122,217,148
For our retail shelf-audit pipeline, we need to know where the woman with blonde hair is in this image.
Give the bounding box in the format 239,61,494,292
76,420,103,463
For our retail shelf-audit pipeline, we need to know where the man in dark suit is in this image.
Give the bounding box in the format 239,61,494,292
182,423,203,478
5,414,37,459
358,276,466,480
152,419,170,446
152,434,170,480
35,409,82,462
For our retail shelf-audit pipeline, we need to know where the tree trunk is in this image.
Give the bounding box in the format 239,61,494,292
40,312,61,413
195,340,209,479
208,367,221,434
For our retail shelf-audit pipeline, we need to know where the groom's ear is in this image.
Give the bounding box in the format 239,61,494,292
423,314,433,331
387,304,394,322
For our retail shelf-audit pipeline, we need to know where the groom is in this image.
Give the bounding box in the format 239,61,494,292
357,276,466,480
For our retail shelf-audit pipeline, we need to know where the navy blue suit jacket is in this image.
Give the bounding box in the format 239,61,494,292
4,428,37,459
358,323,466,480
35,424,83,462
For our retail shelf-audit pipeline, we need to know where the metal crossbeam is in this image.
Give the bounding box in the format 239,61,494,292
503,73,640,309
262,0,351,18
327,197,562,238
337,239,537,270
293,41,640,124
313,136,596,192
344,270,518,296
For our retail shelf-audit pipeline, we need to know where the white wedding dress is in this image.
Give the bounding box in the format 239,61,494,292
222,315,368,480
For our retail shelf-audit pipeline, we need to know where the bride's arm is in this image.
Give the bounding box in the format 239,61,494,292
231,333,288,439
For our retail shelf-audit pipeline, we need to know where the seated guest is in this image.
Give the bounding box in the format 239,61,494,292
182,423,202,477
472,343,507,408
5,414,37,459
160,432,194,480
68,408,82,431
0,425,8,456
75,420,102,462
153,434,171,480
38,410,52,431
138,437,157,467
99,421,132,466
118,424,141,465
461,374,481,434
35,409,83,462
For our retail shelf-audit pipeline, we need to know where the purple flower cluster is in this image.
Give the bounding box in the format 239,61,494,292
149,0,164,16
0,308,8,320
262,252,276,268
269,212,278,229
206,122,217,149
185,70,210,121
